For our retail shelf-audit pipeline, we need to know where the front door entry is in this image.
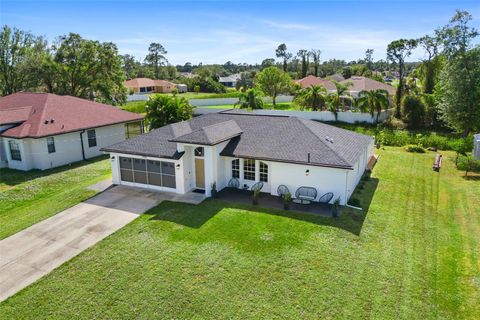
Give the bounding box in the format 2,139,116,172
195,158,205,189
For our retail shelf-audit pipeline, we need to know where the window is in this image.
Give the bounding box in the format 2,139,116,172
243,159,255,181
231,159,240,178
125,121,143,139
119,157,176,188
260,162,268,182
87,129,97,147
9,141,21,161
47,137,56,153
194,147,204,157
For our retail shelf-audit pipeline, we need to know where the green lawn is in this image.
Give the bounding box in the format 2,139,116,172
0,157,111,239
201,102,294,110
1,148,479,319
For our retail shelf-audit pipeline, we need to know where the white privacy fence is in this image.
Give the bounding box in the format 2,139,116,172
194,108,394,124
189,95,294,107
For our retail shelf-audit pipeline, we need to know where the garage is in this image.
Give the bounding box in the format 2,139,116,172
119,157,176,189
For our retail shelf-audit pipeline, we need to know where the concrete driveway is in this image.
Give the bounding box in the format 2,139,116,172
0,185,204,302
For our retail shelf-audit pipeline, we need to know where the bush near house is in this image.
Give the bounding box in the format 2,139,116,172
405,144,426,153
457,155,480,176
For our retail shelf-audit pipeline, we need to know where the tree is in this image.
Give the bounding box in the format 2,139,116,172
356,89,390,123
417,35,441,94
236,71,255,91
387,38,418,117
255,66,292,106
297,49,309,78
328,81,353,112
436,11,480,136
457,155,480,177
41,33,127,104
341,66,352,79
402,95,426,128
145,95,194,129
365,49,374,70
294,85,327,111
309,49,321,77
275,43,292,72
260,58,275,70
0,25,46,95
234,88,263,109
145,42,167,79
121,54,139,80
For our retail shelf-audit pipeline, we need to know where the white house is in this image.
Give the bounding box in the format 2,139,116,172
0,93,144,171
474,133,480,160
102,110,374,205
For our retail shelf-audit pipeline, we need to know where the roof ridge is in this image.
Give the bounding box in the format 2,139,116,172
296,117,352,166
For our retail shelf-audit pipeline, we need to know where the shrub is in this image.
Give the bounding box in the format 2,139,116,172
457,155,480,176
405,144,426,153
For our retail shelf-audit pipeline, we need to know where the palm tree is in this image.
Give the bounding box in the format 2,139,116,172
329,81,353,111
234,88,264,109
294,85,327,111
356,89,390,123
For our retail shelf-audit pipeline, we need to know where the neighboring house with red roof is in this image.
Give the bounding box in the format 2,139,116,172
124,78,178,94
340,76,396,97
295,75,336,91
0,93,144,171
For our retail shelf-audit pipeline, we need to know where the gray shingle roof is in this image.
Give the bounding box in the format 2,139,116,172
102,111,373,169
170,120,242,145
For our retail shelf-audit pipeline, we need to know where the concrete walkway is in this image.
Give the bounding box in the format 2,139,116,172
0,185,205,302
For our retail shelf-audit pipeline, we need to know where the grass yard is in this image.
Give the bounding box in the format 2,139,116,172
0,156,111,239
202,102,294,110
1,147,479,319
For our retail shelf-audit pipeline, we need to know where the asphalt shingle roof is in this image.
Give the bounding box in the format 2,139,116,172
102,111,373,169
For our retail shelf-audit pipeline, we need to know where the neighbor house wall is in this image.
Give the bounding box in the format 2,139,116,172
3,123,128,171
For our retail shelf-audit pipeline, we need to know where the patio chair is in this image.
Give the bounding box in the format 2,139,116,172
227,178,240,188
277,185,290,197
318,192,334,204
250,181,264,191
294,186,317,204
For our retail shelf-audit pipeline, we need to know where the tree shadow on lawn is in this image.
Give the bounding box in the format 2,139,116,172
0,155,108,188
149,175,378,236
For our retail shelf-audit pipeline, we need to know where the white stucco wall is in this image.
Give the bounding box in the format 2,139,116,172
2,123,128,171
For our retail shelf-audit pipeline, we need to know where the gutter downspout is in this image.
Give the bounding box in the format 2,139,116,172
79,130,86,160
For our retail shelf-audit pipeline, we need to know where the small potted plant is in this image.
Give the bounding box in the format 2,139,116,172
211,182,217,198
332,197,340,218
252,188,260,205
282,192,292,210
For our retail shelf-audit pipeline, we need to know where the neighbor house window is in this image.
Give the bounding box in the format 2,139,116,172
259,162,268,182
125,121,143,139
87,129,97,147
232,159,239,178
9,140,21,161
243,159,255,181
47,137,56,153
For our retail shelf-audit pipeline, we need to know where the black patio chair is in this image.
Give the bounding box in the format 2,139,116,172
295,186,317,203
277,185,290,197
228,178,240,188
251,181,264,191
318,192,334,204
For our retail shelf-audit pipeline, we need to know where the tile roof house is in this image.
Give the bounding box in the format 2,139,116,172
102,110,374,205
340,76,396,97
0,92,144,171
295,75,336,91
124,78,177,94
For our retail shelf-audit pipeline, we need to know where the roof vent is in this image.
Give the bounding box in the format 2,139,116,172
307,153,310,163
44,120,49,124
50,119,54,123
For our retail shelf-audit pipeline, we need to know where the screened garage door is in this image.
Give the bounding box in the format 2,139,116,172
119,157,176,189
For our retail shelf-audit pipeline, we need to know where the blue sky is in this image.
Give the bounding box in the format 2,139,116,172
1,0,479,65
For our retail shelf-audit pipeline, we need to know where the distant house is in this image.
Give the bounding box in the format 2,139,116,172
340,76,396,97
295,75,336,91
102,110,374,205
219,74,240,88
0,93,143,171
474,134,480,160
124,78,177,94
